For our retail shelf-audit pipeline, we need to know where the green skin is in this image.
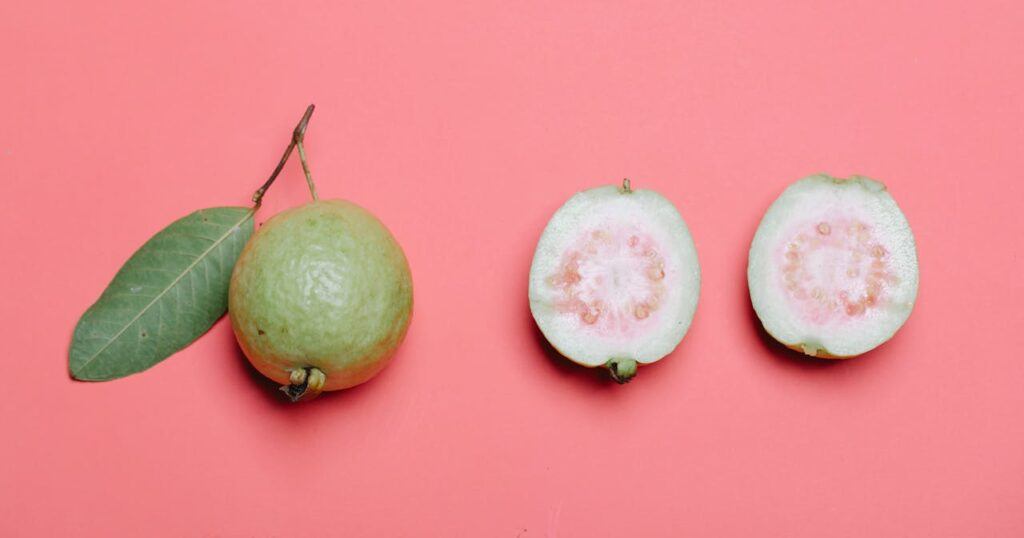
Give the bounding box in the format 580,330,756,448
229,199,413,393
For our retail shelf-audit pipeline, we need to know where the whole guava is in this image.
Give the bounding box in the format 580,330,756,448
229,199,413,400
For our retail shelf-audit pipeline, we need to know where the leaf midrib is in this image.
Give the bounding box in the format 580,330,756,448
74,208,253,376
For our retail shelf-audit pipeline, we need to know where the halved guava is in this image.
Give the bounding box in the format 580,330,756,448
529,180,701,382
747,174,919,358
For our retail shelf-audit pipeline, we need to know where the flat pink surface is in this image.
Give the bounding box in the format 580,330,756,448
2,1,1022,536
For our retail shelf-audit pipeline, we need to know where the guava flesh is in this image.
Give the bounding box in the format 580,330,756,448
546,227,668,337
748,175,918,358
778,217,895,324
229,199,413,392
529,183,700,378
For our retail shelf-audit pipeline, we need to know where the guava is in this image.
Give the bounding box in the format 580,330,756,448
747,174,919,358
528,180,701,383
229,199,413,400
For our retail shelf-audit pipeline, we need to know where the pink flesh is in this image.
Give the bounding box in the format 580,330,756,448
778,218,899,324
546,226,667,337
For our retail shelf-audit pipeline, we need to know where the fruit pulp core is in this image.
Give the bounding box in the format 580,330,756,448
546,225,666,336
778,218,899,324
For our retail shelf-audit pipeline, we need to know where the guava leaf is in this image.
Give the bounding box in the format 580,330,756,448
69,207,255,381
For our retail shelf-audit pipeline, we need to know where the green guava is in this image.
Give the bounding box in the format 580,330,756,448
229,199,413,400
528,180,701,383
747,174,919,358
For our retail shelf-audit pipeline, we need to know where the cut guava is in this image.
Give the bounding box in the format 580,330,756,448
747,174,919,358
528,180,701,382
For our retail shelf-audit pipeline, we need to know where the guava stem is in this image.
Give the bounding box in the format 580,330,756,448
606,358,638,384
251,104,317,206
295,137,319,201
622,178,632,193
280,366,326,402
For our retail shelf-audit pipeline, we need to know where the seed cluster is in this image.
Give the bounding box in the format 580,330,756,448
548,228,667,333
780,219,898,323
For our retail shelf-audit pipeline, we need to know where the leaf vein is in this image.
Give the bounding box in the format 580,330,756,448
73,208,254,376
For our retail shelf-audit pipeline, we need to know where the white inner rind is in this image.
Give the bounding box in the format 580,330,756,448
747,175,919,357
529,185,701,367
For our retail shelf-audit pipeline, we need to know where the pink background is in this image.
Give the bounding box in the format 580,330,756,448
2,1,1023,536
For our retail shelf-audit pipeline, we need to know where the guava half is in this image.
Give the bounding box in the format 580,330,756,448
229,199,413,400
747,174,919,358
528,180,701,382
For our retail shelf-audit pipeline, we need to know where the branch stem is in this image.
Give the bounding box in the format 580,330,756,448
251,104,317,206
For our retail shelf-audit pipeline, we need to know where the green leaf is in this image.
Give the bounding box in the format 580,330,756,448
69,207,255,381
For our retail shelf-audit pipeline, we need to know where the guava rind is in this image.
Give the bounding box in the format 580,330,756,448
229,199,413,390
747,174,919,358
529,184,701,368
